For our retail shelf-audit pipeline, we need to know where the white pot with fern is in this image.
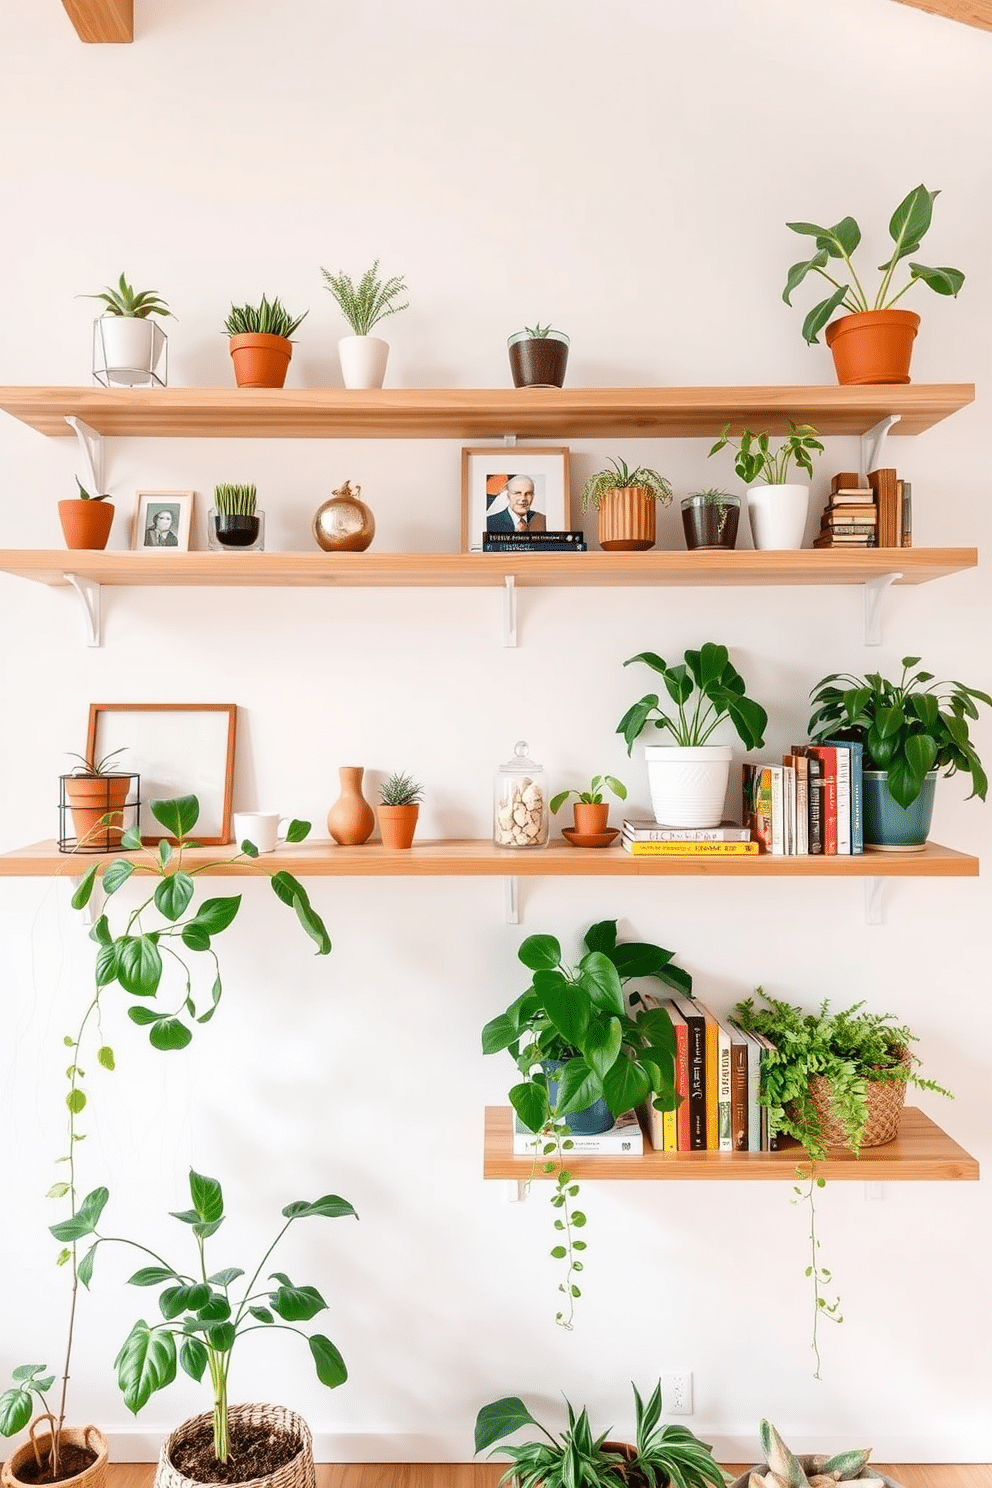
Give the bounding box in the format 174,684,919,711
320,259,408,389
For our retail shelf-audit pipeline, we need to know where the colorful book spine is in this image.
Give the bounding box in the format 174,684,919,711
664,1000,692,1152
827,738,864,855
769,765,784,855
729,1018,762,1153
831,741,851,855
728,1022,750,1151
622,840,759,856
667,993,706,1150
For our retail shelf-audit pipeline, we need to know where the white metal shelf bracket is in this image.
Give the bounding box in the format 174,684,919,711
865,877,885,925
65,415,104,495
502,574,518,647
860,414,900,477
504,875,519,924
864,571,902,646
64,572,103,647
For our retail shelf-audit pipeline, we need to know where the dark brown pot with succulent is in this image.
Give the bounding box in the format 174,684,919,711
507,324,569,388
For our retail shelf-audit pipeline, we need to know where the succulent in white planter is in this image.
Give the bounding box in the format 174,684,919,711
85,272,171,387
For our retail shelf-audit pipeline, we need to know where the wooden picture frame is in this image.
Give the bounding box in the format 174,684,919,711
86,703,237,844
460,447,571,552
131,490,195,552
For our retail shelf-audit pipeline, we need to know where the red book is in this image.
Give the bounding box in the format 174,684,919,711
664,1001,692,1152
792,744,838,854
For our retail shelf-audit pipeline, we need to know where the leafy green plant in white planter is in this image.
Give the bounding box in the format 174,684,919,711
618,642,768,827
320,259,408,389
85,271,172,388
708,421,824,551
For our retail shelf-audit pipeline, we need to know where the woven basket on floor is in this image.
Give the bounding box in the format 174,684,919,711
791,1046,912,1150
2,1416,108,1488
155,1405,315,1488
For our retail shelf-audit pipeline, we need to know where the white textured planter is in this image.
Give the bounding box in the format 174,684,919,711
337,335,389,389
745,481,810,550
644,745,733,828
94,316,167,387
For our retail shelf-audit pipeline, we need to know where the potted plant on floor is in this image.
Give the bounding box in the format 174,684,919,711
84,272,171,387
550,773,627,842
223,296,308,388
209,483,263,551
729,1419,889,1488
680,488,741,551
708,422,823,551
808,654,991,850
482,918,688,1326
319,259,408,389
617,642,768,827
783,183,965,384
475,1381,728,1488
580,458,673,551
57,478,115,553
377,770,423,849
507,323,570,389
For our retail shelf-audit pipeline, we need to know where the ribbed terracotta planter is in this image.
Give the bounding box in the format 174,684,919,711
228,333,293,389
378,803,419,849
597,486,656,551
58,499,114,551
2,1418,108,1488
824,309,920,385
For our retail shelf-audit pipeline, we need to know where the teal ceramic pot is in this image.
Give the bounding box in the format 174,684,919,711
863,769,937,852
541,1059,613,1134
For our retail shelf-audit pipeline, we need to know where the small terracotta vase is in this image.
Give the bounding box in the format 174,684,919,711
824,309,920,386
313,480,375,552
327,766,375,845
378,804,419,849
228,333,293,389
58,499,114,551
597,486,656,551
572,802,609,835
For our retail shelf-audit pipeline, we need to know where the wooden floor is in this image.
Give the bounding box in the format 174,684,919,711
103,1465,992,1488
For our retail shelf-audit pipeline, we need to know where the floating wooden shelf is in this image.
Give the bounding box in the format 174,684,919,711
0,548,978,590
61,0,133,43
0,384,975,440
0,838,978,879
483,1106,980,1181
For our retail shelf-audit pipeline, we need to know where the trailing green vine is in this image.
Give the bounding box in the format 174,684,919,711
791,1166,842,1379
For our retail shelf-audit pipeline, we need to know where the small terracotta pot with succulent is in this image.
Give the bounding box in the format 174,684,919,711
377,771,423,849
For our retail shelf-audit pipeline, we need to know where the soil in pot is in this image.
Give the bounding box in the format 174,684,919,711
2,1422,108,1488
213,514,261,548
165,1419,302,1485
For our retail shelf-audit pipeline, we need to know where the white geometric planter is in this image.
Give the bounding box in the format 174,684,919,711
644,745,733,827
93,316,167,387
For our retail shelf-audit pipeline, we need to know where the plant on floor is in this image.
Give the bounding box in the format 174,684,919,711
617,642,768,754
379,771,424,806
319,259,409,336
580,458,674,511
808,655,991,807
751,1419,876,1488
482,919,688,1327
708,421,824,485
782,184,965,344
83,272,172,319
223,295,308,339
213,483,257,517
475,1382,728,1488
549,775,627,814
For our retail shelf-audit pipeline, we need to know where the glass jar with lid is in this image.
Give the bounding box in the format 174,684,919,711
494,740,549,848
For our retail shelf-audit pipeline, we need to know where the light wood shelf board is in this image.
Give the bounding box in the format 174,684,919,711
61,0,133,42
0,549,978,590
99,1469,992,1488
0,384,975,440
893,0,992,32
0,839,977,879
483,1106,979,1181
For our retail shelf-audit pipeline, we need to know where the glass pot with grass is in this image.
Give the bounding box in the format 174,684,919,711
209,484,263,552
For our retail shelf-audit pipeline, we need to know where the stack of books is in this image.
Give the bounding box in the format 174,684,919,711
633,990,781,1153
512,1107,643,1155
814,471,878,549
482,530,587,553
741,739,863,855
620,817,756,857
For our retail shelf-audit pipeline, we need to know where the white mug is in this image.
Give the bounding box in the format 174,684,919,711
232,811,291,854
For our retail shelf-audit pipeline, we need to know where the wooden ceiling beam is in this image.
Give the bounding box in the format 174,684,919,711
892,0,992,31
61,0,133,42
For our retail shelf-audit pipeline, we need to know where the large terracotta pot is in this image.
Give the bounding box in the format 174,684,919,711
825,309,920,385
63,773,133,849
228,333,292,389
597,486,656,551
377,803,419,849
2,1417,108,1488
57,500,114,551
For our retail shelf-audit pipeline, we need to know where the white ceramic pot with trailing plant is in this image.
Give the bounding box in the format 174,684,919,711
783,183,965,385
84,272,171,387
808,654,991,851
617,641,768,828
320,259,408,389
580,459,674,551
708,420,824,551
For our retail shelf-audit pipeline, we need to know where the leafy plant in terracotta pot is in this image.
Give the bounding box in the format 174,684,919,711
223,295,308,389
808,654,991,849
320,259,408,389
60,744,135,851
708,422,824,551
377,771,423,849
550,774,627,836
507,322,570,389
580,458,673,552
84,271,171,388
783,183,965,384
58,477,115,553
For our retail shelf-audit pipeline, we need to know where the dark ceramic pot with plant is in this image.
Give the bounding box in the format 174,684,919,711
808,654,991,850
210,483,262,550
681,489,740,551
508,323,569,388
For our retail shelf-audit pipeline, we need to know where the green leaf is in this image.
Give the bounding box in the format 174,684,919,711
160,1283,210,1320
149,795,199,840
196,1294,231,1323
66,1089,86,1115
249,1305,274,1323
70,865,98,910
481,1012,520,1056
46,1182,70,1198
50,1185,108,1242
582,919,618,955
281,1194,358,1220
518,934,561,971
580,1017,623,1080
184,895,241,936
577,951,625,1017
542,979,591,1047
272,873,331,954
189,1169,224,1223
270,1280,327,1321
474,1398,541,1454
158,840,173,868
149,1018,193,1051
602,1058,651,1116
206,1267,244,1286
102,859,136,897
179,1337,208,1382
309,1333,348,1389
128,1266,178,1287
97,1045,115,1071
127,1006,160,1026
551,1059,605,1117
204,1321,236,1352
94,942,120,987
118,935,163,998
284,819,311,843
121,825,143,850
196,974,223,1025
154,872,195,922
509,1080,551,1134
115,1320,177,1414
0,1388,35,1437
180,923,211,952
77,1242,98,1288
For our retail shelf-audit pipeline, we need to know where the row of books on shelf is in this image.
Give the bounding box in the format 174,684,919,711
742,740,863,855
511,991,781,1156
813,468,912,551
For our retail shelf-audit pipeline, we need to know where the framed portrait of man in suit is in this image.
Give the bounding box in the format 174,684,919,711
460,447,570,552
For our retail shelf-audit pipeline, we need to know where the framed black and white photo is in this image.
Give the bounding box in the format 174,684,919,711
86,703,237,844
460,447,570,552
131,490,195,552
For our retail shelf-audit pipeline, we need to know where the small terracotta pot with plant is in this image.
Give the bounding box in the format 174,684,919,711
550,774,627,836
224,295,308,389
58,478,114,552
377,771,423,849
60,746,135,851
580,459,673,551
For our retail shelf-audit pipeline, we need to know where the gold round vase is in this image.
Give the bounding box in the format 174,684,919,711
313,480,375,552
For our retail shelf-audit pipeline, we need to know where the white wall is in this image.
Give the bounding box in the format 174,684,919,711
1,0,990,1465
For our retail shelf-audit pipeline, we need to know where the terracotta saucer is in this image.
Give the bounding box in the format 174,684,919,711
561,826,620,849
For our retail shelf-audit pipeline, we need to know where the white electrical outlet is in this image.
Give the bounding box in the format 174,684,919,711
662,1370,693,1416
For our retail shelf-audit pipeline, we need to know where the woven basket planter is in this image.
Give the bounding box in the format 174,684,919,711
2,1417,108,1488
155,1405,314,1488
788,1047,911,1150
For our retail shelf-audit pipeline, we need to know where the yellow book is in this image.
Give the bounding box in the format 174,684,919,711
624,840,759,856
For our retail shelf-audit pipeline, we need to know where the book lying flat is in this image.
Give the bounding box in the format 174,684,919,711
512,1109,643,1155
622,818,751,842
622,839,759,856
